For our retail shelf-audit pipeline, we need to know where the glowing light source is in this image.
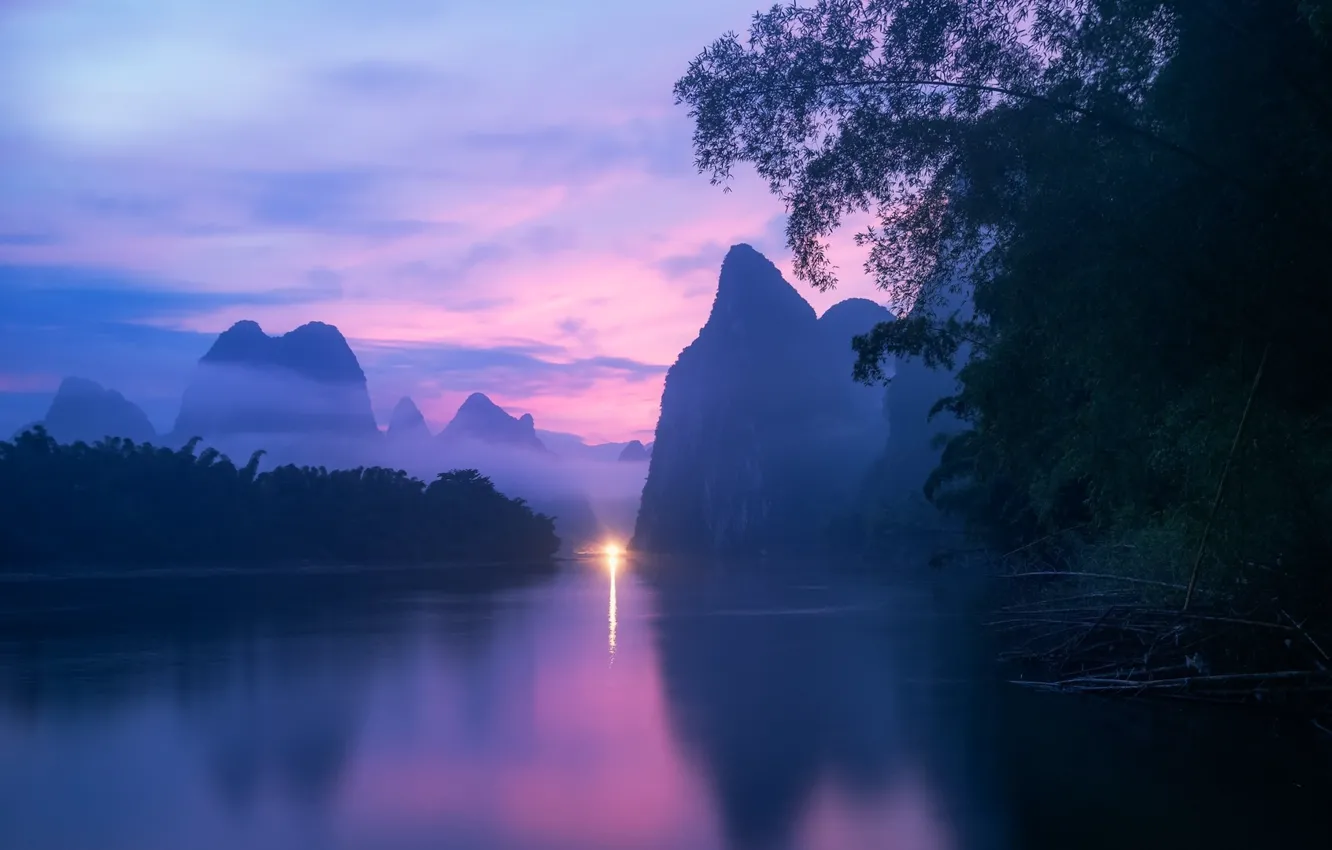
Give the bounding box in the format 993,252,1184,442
603,542,623,559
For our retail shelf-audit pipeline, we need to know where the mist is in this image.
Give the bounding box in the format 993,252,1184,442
163,361,650,553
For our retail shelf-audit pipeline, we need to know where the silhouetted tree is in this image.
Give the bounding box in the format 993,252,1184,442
677,1,1332,611
0,428,559,567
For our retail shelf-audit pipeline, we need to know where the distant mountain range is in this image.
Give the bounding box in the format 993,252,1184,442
536,430,648,464
23,319,640,459
16,243,963,556
19,321,643,550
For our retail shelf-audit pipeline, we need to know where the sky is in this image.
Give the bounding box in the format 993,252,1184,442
0,0,885,444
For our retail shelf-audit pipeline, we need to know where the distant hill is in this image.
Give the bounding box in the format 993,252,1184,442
438,393,547,452
173,320,379,439
617,440,650,462
633,244,892,554
536,430,637,463
38,377,157,445
387,396,431,441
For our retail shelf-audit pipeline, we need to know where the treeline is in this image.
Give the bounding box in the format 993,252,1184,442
0,428,559,567
677,2,1332,615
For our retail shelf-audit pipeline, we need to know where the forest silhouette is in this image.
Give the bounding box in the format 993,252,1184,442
0,427,560,568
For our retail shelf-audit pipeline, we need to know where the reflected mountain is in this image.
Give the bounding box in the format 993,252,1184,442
0,564,556,818
644,558,1004,850
194,649,360,813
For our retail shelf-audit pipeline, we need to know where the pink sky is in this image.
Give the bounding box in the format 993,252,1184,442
0,0,888,443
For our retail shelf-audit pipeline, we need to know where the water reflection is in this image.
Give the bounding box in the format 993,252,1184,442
645,559,1000,850
608,558,619,665
0,559,1329,849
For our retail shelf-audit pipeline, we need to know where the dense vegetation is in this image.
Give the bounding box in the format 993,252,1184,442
0,428,560,567
677,0,1332,689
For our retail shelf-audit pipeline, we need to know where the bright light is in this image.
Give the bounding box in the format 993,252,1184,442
602,542,623,559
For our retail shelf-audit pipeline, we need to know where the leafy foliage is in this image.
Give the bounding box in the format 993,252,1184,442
677,1,1332,607
0,428,560,567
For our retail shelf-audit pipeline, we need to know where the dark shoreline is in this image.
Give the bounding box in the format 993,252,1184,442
0,558,560,583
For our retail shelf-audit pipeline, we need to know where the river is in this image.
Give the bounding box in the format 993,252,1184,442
1,553,1329,849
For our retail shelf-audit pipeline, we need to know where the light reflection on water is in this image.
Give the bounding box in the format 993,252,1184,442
0,558,1328,850
607,550,619,665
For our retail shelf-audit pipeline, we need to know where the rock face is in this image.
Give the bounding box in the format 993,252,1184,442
40,377,157,445
633,244,892,554
438,393,547,452
386,396,431,441
617,440,650,462
174,321,378,438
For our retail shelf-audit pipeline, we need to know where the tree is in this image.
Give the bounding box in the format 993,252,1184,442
676,1,1332,606
0,429,560,568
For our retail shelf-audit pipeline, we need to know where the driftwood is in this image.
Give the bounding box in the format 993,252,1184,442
1004,571,1188,590
997,569,1332,731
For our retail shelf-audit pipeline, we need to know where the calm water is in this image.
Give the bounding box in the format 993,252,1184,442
1,555,1329,850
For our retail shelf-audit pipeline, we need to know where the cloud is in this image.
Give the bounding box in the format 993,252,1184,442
457,119,694,182
0,231,60,246
655,242,728,280
242,168,459,238
397,242,511,282
0,261,355,434
304,267,344,298
0,264,336,324
0,0,883,442
392,226,580,294
321,60,446,96
361,340,667,388
79,193,180,222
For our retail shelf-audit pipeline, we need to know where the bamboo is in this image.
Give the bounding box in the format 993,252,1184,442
1183,343,1271,611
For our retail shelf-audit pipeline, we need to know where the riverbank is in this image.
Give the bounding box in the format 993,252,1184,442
987,552,1332,734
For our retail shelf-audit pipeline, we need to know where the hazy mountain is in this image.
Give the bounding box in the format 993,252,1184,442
871,279,971,517
617,440,650,462
817,298,895,421
438,393,547,453
386,396,431,441
536,429,632,463
174,321,379,439
38,377,157,445
633,244,891,554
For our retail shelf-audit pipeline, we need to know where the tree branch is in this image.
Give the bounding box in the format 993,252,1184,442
727,75,1249,193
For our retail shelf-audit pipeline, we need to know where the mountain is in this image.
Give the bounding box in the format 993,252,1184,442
386,396,431,441
633,244,891,554
617,440,650,462
870,278,971,517
816,298,894,419
38,377,157,445
536,430,632,463
434,395,607,548
174,321,379,438
438,393,547,452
